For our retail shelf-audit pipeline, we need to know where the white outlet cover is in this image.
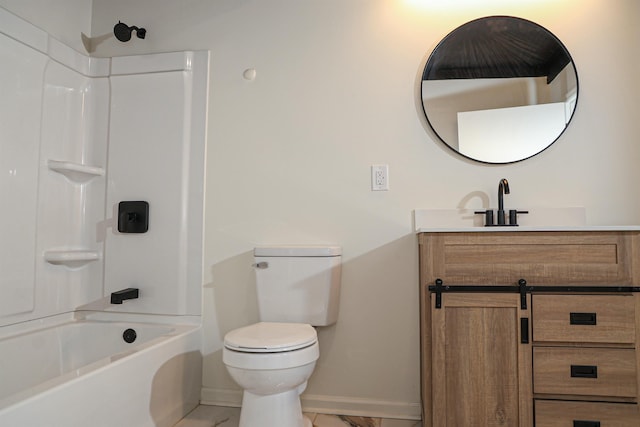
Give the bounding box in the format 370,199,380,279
371,164,389,191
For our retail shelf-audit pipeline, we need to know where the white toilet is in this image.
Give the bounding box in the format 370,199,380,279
223,245,342,427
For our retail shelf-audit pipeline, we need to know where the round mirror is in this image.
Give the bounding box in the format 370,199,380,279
421,16,578,164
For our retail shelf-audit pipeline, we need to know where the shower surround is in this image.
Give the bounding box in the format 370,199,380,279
0,7,208,426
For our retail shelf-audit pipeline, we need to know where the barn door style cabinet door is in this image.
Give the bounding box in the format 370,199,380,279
430,292,533,426
419,231,640,427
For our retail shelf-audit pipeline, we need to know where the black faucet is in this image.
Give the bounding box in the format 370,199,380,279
475,178,528,226
497,178,510,225
110,288,139,304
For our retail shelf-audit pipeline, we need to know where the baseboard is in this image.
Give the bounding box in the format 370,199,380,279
200,388,421,421
302,394,421,420
200,387,242,407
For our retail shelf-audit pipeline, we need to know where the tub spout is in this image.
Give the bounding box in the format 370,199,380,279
110,288,139,304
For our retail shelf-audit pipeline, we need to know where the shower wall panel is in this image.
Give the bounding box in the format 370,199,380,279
0,32,48,318
104,52,208,316
35,60,109,314
0,7,207,327
0,8,110,326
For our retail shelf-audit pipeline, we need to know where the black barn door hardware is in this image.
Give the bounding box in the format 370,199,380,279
519,278,527,309
429,279,640,309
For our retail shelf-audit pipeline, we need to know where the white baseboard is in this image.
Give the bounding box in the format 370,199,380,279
200,388,421,421
302,394,421,420
200,387,242,407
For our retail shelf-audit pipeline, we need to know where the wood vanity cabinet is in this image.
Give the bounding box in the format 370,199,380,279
418,231,640,427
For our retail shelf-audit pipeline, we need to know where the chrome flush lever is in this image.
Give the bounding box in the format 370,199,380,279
252,262,269,269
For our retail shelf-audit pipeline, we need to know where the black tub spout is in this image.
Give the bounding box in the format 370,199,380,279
110,288,139,304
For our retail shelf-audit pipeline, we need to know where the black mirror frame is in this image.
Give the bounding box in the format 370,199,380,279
420,16,579,165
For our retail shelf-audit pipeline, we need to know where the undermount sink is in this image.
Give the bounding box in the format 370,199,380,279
414,207,592,232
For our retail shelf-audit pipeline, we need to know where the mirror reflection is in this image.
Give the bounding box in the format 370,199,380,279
421,16,578,164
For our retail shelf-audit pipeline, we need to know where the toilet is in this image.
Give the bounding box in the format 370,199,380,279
222,246,342,427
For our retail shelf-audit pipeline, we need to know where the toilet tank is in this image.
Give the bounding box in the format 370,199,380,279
253,246,342,326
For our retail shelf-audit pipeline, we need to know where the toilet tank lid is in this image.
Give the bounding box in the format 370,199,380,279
254,245,341,257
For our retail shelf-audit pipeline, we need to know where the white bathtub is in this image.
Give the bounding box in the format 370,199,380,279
0,312,202,427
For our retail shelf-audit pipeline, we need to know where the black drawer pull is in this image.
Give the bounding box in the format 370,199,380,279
571,365,598,378
570,312,597,325
573,421,600,427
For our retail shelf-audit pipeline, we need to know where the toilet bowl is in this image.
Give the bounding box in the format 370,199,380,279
222,246,342,427
223,322,319,427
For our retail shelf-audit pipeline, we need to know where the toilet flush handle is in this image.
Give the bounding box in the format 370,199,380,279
252,262,269,269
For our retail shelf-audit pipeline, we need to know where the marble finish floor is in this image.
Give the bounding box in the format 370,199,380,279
173,405,422,427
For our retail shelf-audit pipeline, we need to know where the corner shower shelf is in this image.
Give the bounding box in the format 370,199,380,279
44,250,101,268
48,160,105,183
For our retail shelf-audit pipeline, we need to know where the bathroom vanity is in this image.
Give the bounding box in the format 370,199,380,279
418,229,640,426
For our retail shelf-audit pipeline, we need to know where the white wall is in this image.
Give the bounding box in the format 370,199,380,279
0,0,92,53
87,0,640,418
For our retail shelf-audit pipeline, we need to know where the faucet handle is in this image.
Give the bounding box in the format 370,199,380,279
508,210,529,226
474,210,494,227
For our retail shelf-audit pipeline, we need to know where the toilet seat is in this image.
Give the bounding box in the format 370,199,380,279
224,322,317,353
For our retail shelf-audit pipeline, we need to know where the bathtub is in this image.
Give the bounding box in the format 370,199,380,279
0,312,202,427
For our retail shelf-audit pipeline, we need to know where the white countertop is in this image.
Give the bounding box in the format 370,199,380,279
416,225,640,233
414,208,640,233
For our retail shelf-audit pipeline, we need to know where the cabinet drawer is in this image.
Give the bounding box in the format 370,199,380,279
532,295,635,344
535,400,640,426
533,347,637,398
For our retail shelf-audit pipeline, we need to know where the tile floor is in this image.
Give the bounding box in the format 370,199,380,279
174,405,422,427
